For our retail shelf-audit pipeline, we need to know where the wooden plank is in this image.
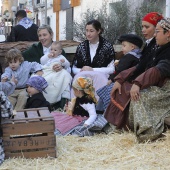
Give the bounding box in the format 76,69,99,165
165,117,170,126
53,0,61,12
13,111,26,123
2,116,53,123
26,110,39,122
5,149,57,158
2,121,55,136
3,136,56,150
16,107,48,112
39,109,53,121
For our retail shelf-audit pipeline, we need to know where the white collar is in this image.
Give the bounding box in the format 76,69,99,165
146,37,154,45
43,46,51,55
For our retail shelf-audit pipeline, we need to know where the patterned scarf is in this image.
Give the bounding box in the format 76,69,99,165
18,17,33,29
72,77,97,104
128,49,142,59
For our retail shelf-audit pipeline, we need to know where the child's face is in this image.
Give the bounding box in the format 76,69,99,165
9,59,21,71
50,44,62,57
121,41,135,55
27,86,39,96
73,87,83,98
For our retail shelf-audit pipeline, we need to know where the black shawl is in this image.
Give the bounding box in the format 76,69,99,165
72,36,115,68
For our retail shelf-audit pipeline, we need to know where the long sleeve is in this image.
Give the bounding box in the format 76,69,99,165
109,54,139,82
133,67,162,89
29,61,42,73
93,60,115,74
72,60,115,75
114,66,137,84
40,54,49,65
80,103,97,125
59,55,70,69
1,67,12,80
1,81,16,96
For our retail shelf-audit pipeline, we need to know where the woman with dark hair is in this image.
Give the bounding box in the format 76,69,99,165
72,19,115,100
104,12,164,130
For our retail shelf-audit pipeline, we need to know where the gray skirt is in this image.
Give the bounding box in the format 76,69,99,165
129,80,170,142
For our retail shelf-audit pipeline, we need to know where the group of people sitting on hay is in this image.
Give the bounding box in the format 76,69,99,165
0,11,170,165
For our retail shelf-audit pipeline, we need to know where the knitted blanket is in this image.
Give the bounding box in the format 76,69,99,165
42,63,72,103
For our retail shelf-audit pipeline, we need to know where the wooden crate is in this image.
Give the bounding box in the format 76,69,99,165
1,107,56,159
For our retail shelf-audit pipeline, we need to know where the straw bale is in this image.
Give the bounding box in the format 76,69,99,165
0,130,170,170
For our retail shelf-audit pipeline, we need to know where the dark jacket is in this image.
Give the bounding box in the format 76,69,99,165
7,24,39,42
22,42,66,63
128,38,158,82
25,92,51,111
109,53,139,82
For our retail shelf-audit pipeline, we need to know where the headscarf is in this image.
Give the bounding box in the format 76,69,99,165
142,12,163,26
26,75,48,93
72,77,97,103
158,18,170,31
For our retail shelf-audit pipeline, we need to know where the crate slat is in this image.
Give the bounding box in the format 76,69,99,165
3,135,56,150
38,109,53,120
27,110,39,122
5,149,56,159
13,111,26,122
2,120,55,136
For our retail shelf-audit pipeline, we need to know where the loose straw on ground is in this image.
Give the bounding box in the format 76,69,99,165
0,130,170,170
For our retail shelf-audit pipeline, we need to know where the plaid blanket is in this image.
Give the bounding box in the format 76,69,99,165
96,83,114,110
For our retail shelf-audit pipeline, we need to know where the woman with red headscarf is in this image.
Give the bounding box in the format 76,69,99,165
104,12,163,131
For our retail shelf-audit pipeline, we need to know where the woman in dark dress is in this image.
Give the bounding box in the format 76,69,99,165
104,12,163,130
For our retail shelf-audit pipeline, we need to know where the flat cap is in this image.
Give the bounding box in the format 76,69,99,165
118,34,143,48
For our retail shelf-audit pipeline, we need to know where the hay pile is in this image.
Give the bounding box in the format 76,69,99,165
0,130,170,170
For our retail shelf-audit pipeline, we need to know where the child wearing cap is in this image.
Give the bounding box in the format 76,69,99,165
25,76,51,111
1,48,43,110
96,34,143,110
52,77,107,136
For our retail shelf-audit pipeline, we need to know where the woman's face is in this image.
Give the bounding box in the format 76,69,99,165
142,21,155,40
154,24,170,46
38,28,53,47
85,24,100,43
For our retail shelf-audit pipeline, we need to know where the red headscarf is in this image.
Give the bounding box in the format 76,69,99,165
142,12,163,26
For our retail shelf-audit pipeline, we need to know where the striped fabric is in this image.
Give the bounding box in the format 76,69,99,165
96,83,114,110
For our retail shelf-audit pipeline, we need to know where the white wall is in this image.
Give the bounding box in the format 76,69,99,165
48,8,56,41
165,0,169,17
59,10,66,40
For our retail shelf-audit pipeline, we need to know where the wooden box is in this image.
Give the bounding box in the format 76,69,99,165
1,107,56,158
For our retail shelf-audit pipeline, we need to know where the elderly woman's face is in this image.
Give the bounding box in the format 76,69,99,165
142,21,156,40
38,28,53,47
154,24,169,46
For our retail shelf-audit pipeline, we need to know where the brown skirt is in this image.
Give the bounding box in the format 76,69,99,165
104,81,132,129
